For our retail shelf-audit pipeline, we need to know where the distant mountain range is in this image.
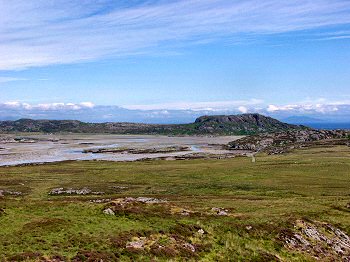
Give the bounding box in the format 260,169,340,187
282,116,324,124
282,116,350,130
0,113,306,135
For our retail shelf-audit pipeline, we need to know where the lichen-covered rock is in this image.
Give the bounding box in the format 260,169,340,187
197,229,205,235
49,187,104,195
182,242,196,253
211,207,229,216
110,197,167,205
135,197,167,204
0,189,22,196
122,228,206,257
126,237,147,250
90,198,111,203
103,208,115,215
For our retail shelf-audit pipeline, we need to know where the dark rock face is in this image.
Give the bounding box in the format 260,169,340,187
193,113,304,134
227,129,349,154
195,113,290,128
0,114,305,135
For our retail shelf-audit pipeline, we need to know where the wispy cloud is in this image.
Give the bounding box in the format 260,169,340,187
319,35,350,40
1,0,350,70
0,77,26,83
316,29,350,40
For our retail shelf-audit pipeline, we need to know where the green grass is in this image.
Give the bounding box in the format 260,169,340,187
0,146,350,261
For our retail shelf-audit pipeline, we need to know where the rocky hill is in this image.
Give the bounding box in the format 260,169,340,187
194,114,302,134
0,114,305,135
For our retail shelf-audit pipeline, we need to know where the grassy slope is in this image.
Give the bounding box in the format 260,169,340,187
0,146,350,261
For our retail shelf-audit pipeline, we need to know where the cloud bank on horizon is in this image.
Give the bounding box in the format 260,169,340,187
1,100,349,124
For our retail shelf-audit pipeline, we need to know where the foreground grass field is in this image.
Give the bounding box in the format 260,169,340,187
0,146,350,261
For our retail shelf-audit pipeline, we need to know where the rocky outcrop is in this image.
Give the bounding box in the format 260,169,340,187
0,189,22,196
83,146,190,154
49,187,104,195
279,219,350,261
108,224,209,258
227,129,349,154
102,197,235,218
134,152,239,161
211,207,229,216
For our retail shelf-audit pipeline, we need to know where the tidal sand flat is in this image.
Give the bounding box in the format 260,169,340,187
0,134,242,166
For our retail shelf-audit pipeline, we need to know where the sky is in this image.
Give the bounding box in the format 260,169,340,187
1,0,350,123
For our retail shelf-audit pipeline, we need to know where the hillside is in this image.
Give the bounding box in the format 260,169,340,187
0,113,305,135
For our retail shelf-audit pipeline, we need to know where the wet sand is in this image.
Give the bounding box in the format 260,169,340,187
0,134,243,166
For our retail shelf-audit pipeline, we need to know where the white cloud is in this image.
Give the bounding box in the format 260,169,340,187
238,106,248,113
0,101,95,111
79,102,95,108
267,104,300,112
3,101,22,108
267,105,279,112
1,0,350,70
266,100,350,114
124,99,263,111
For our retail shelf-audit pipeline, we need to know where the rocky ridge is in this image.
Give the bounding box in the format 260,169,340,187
0,113,305,135
227,129,349,154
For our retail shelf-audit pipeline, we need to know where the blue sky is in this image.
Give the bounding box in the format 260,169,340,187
1,0,350,123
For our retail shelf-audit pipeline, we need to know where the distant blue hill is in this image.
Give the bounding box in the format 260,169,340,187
282,116,324,124
282,116,350,130
305,122,350,130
